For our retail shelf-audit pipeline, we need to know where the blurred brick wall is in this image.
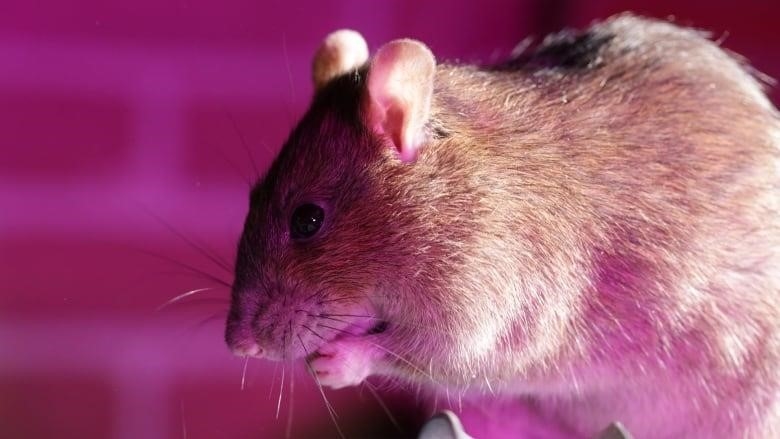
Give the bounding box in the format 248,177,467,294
1,1,778,438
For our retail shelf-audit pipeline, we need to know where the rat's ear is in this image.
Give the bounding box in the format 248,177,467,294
365,39,436,163
312,29,369,90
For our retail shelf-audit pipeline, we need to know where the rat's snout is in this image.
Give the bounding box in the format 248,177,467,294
230,340,264,358
225,283,343,361
224,286,304,361
225,322,266,359
224,305,267,359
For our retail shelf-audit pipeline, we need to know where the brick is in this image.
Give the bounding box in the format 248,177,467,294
0,1,361,48
0,235,234,316
184,103,296,183
0,90,131,178
0,373,114,439
392,0,537,62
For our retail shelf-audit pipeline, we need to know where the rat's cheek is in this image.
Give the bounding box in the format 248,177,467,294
308,338,383,389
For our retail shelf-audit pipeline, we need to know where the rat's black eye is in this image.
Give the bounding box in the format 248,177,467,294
290,203,325,240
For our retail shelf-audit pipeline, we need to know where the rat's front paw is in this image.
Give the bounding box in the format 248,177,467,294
310,337,380,389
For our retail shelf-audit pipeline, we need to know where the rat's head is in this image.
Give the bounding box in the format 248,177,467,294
225,30,514,383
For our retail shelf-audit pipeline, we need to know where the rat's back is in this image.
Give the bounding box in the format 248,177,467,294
427,13,780,438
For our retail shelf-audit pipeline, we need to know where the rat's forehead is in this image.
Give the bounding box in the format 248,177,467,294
247,73,371,210
249,118,350,204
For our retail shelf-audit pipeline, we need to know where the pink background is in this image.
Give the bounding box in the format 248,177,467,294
2,1,779,438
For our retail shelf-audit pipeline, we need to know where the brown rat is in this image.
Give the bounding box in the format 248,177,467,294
225,15,780,438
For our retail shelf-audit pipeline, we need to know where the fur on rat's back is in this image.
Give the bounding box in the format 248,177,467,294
422,15,780,437
421,16,780,437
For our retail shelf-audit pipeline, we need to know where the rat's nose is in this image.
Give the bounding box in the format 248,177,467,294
231,342,264,358
225,310,265,358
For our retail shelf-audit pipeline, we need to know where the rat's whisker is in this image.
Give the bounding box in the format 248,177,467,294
301,324,327,342
370,343,441,385
318,323,354,335
157,269,232,289
285,360,295,439
187,310,228,334
180,400,187,439
298,335,345,439
268,361,280,400
142,209,233,274
240,356,249,391
157,287,215,312
179,297,230,307
363,380,403,435
225,111,261,179
484,375,495,395
165,297,230,315
317,296,363,304
320,313,451,335
304,287,327,303
212,140,252,187
276,365,285,419
320,313,377,319
315,325,443,386
311,314,353,326
134,247,232,288
281,33,297,123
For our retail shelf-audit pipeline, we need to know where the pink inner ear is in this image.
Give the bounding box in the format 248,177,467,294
365,39,436,163
385,105,406,157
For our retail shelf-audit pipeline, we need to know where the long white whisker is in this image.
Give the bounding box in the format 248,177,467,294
276,365,285,419
143,209,233,273
189,311,228,334
317,325,443,387
298,335,345,439
268,362,280,399
180,400,187,439
156,287,214,312
282,33,297,109
240,356,249,391
484,375,495,395
225,111,261,179
363,380,403,435
368,342,440,384
285,362,295,439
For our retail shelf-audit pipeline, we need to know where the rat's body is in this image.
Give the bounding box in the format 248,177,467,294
225,15,780,438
